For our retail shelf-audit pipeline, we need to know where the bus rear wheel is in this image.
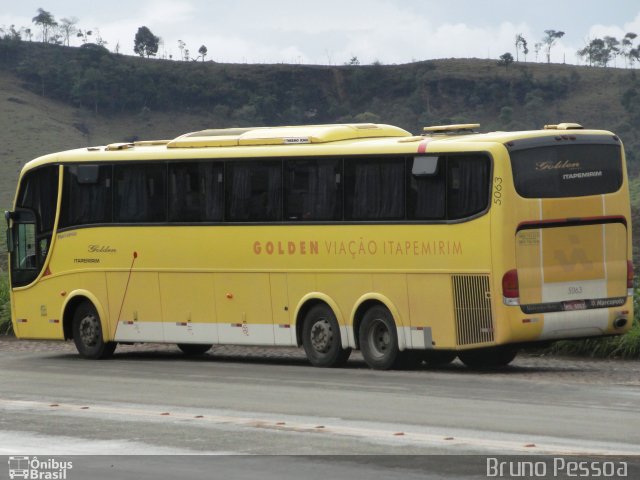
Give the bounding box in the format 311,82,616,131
177,344,212,356
72,301,116,359
458,346,518,369
359,306,400,370
302,304,351,367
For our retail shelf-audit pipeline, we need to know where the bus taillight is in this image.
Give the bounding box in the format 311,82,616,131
502,269,520,306
628,261,635,296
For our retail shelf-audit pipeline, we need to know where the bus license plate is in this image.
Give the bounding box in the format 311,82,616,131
563,300,587,311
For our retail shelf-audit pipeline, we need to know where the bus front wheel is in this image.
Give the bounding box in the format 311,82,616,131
302,304,351,367
72,301,117,359
458,346,518,369
359,306,400,370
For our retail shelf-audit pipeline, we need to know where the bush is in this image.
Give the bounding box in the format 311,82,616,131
0,272,11,335
545,287,640,359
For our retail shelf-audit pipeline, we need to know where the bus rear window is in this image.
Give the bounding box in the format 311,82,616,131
510,144,623,198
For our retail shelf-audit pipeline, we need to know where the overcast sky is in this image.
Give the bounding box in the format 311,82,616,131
3,1,640,65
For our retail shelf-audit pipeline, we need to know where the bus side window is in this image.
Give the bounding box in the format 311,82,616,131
407,154,490,221
284,159,341,221
38,237,49,265
60,165,112,228
114,164,167,223
407,157,446,220
226,161,282,222
446,156,490,219
169,162,224,222
345,158,405,220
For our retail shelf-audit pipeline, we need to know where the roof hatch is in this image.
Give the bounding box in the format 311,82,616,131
543,123,584,130
423,123,480,135
166,123,411,148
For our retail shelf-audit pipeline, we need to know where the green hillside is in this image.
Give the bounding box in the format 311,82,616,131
0,39,639,272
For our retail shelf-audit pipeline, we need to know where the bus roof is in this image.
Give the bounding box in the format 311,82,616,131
20,122,617,172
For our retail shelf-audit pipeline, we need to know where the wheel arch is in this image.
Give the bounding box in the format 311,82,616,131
61,290,110,341
352,294,407,351
293,293,348,349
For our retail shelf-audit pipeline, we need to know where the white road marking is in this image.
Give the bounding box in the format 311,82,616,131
1,398,637,456
0,430,234,455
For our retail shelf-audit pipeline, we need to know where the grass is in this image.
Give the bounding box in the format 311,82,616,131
0,272,11,335
542,288,640,359
544,323,640,359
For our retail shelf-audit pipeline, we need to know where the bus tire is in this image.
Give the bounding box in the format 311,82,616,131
359,305,400,370
177,344,212,356
458,346,517,369
302,304,351,368
72,301,116,359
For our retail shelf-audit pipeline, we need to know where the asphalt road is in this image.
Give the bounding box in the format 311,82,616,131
1,340,639,479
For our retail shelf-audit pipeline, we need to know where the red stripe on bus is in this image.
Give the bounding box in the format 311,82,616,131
417,139,432,153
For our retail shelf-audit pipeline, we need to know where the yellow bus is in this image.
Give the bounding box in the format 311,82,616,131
4,122,634,369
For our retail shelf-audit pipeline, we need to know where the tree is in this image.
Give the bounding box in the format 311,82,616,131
524,90,545,126
543,29,565,63
93,28,108,46
603,36,620,66
198,45,207,61
621,32,637,68
32,8,57,43
133,26,160,58
59,17,78,46
578,38,606,66
178,39,186,60
499,106,513,126
497,52,514,69
515,34,527,62
630,46,640,69
577,41,591,66
534,42,542,62
2,25,22,41
77,29,92,44
577,38,622,67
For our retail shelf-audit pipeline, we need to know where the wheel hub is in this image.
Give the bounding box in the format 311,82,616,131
79,314,99,347
370,319,390,357
310,319,333,353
